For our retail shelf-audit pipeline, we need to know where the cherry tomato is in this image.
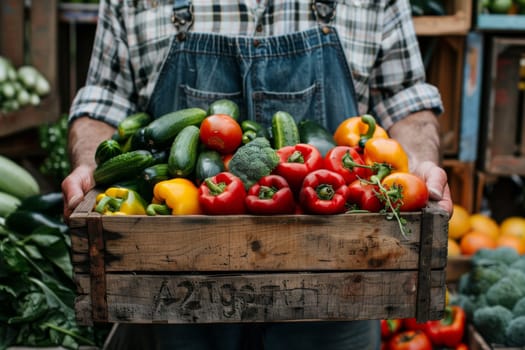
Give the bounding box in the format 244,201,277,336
381,172,429,212
388,330,432,350
199,114,242,154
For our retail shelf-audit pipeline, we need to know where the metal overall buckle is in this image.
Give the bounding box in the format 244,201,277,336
312,0,336,33
171,1,194,41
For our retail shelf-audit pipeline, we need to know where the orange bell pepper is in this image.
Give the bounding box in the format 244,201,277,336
333,114,388,148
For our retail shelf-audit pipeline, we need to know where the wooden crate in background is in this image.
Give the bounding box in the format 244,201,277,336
481,37,525,176
443,159,484,214
0,0,60,138
69,190,449,326
413,0,472,36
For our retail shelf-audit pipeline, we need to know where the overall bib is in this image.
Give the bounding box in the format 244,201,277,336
147,1,380,349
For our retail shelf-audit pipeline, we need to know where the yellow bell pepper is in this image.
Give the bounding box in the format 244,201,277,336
94,187,147,215
153,178,202,215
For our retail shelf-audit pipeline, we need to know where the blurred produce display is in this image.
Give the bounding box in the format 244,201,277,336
0,56,50,114
0,156,109,349
479,0,525,14
39,114,71,184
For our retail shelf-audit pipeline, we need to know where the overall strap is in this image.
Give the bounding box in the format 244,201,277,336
312,0,337,25
172,0,194,40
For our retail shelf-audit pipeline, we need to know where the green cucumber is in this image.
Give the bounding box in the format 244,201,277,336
207,99,240,120
195,150,225,183
298,119,336,157
0,191,21,218
145,107,207,147
93,150,156,186
118,112,151,139
168,125,200,177
94,139,123,165
0,155,40,200
142,163,170,187
271,111,300,149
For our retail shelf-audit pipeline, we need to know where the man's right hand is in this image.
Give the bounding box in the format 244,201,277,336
61,164,97,220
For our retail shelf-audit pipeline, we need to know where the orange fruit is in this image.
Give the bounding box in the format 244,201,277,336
497,234,525,255
448,205,471,240
500,216,525,240
469,213,500,241
447,238,461,257
459,231,497,256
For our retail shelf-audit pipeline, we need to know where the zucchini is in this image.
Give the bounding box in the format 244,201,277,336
5,210,69,235
271,111,300,149
94,139,123,165
93,150,156,186
0,155,40,200
298,119,336,157
17,192,63,217
195,150,225,183
168,125,200,177
0,191,21,218
118,112,151,139
207,99,240,120
144,107,207,147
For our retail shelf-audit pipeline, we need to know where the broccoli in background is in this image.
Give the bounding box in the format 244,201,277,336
473,305,513,345
505,316,525,347
486,277,524,310
511,255,525,272
472,246,520,266
513,297,525,318
458,259,508,295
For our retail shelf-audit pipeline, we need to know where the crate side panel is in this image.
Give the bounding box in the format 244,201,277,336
98,270,445,324
100,214,425,272
0,1,24,65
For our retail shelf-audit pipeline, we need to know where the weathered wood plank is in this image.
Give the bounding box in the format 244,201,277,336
74,270,446,325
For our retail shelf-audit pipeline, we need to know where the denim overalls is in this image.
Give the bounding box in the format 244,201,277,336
147,0,360,133
148,1,380,349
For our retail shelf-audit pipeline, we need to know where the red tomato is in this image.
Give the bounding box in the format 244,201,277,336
381,172,429,212
199,114,242,154
388,330,432,350
381,319,403,340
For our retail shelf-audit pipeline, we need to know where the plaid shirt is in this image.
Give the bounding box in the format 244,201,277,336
70,0,443,129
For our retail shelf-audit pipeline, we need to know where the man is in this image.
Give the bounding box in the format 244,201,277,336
62,1,452,349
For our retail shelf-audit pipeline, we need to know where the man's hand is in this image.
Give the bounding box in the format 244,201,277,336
61,164,97,219
412,160,453,215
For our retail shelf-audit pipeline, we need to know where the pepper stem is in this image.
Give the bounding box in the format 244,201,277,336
359,114,377,148
287,150,305,164
258,186,277,200
316,184,335,200
205,178,227,196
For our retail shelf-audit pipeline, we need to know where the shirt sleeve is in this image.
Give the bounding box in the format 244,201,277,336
368,0,444,130
69,0,138,127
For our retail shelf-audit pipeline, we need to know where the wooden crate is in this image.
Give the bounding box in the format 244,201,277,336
481,37,525,176
467,324,523,350
0,0,60,137
68,190,449,326
413,0,473,36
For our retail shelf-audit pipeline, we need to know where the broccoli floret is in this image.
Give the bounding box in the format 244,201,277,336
511,255,525,271
229,137,280,190
512,296,525,317
462,259,508,295
473,305,513,345
450,293,487,321
507,268,525,295
506,316,525,347
486,277,524,310
472,247,520,266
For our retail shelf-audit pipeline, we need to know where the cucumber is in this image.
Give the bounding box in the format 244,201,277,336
195,150,225,183
168,125,200,177
0,191,21,218
142,163,170,187
207,99,240,120
93,150,156,186
271,111,300,149
118,112,151,139
0,155,40,200
298,119,336,157
144,107,207,147
94,139,123,165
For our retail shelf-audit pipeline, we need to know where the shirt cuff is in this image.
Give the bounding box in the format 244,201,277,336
69,86,135,127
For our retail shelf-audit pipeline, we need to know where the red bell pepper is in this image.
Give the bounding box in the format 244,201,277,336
346,179,383,212
423,305,466,348
381,319,403,340
245,175,296,215
299,169,350,214
198,172,246,215
324,146,372,184
274,143,323,193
